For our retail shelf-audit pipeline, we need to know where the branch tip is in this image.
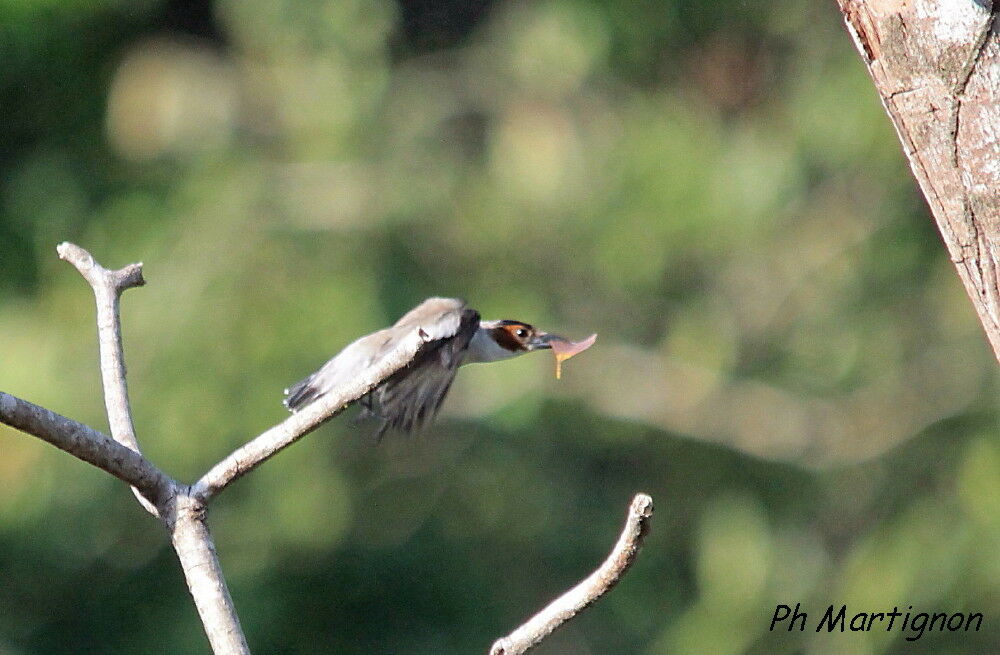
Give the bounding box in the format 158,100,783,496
56,241,96,268
631,492,653,518
115,263,146,290
489,492,654,655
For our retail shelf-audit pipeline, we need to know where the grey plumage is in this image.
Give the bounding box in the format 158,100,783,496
283,296,559,440
283,298,479,438
358,307,479,440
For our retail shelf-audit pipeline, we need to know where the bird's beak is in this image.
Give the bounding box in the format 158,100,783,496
529,332,564,351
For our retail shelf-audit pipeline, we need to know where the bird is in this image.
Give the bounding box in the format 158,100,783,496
283,297,564,439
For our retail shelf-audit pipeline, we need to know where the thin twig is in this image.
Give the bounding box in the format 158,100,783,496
191,327,427,503
0,392,175,507
56,242,158,515
489,493,654,655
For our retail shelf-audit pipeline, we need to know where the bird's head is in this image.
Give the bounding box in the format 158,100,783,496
468,319,595,376
488,320,563,353
466,319,563,363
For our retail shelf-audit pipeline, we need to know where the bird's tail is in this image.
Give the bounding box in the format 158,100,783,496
283,375,322,412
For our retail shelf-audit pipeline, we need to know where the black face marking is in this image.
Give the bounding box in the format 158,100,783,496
491,324,529,351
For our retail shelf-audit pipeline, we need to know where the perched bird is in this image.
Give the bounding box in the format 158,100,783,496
283,297,571,439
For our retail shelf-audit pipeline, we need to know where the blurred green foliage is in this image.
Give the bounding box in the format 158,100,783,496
1,0,998,653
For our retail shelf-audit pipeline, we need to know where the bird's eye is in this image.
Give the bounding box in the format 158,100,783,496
515,328,529,339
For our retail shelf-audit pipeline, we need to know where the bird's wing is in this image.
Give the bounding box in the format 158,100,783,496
363,307,480,439
392,297,467,342
283,297,473,418
283,329,392,411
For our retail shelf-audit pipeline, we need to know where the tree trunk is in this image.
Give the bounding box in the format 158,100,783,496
836,0,1000,358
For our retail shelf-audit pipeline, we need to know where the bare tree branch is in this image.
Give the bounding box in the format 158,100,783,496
51,243,248,654
57,242,159,515
489,493,654,655
1,242,437,653
168,494,250,655
0,392,175,507
835,0,1000,360
57,242,144,449
191,327,427,503
7,241,644,655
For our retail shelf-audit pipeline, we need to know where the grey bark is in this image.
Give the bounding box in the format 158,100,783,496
192,326,427,503
56,242,159,515
168,494,250,654
0,243,649,654
836,0,1000,358
3,244,249,655
489,494,654,655
0,392,173,506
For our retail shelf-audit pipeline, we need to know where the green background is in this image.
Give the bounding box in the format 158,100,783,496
1,0,997,653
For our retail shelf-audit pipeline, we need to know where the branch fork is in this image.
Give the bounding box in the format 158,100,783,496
0,243,654,654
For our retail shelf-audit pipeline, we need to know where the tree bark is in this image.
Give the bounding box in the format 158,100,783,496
0,392,174,506
835,0,1000,358
489,494,654,655
1,243,650,654
168,494,250,654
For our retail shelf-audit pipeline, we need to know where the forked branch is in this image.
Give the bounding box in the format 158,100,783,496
1,243,645,655
56,242,158,515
